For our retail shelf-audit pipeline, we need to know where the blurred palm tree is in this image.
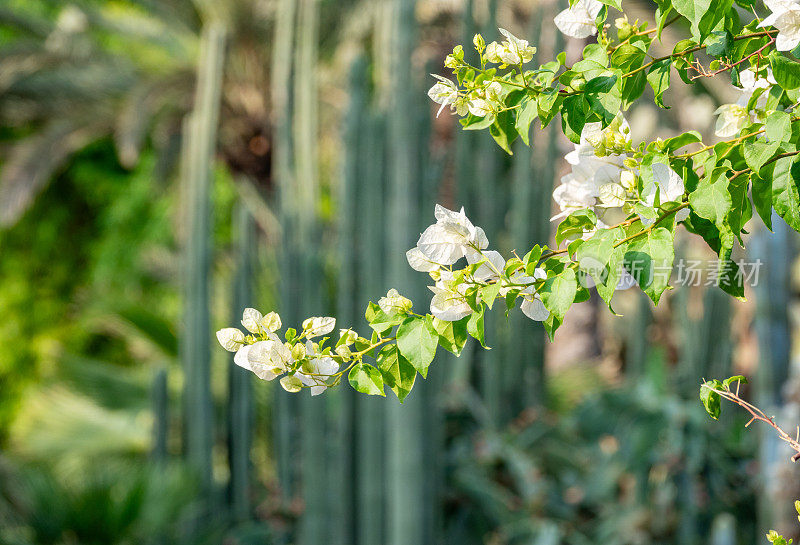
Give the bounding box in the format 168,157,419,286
0,0,283,229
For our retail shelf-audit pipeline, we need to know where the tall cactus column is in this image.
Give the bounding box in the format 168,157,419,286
180,21,226,494
270,0,298,507
386,0,426,544
227,203,255,521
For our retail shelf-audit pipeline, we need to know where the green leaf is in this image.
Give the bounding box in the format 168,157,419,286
575,226,626,307
766,110,792,143
365,302,404,334
663,131,702,154
770,52,800,90
561,96,588,144
672,0,713,37
722,375,748,389
752,173,773,230
772,155,800,230
539,267,577,321
515,96,538,146
744,139,781,175
688,169,732,238
555,209,597,246
610,43,646,72
396,315,438,378
467,305,488,348
623,226,675,304
490,109,518,155
699,379,723,419
646,59,671,108
377,346,416,402
431,316,469,356
704,30,731,57
480,282,502,309
349,363,385,396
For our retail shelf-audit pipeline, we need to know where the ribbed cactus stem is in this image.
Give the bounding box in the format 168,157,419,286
270,0,298,505
386,1,426,544
180,21,226,494
151,367,168,463
227,202,254,522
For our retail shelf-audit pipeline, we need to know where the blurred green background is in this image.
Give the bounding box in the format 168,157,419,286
0,0,798,543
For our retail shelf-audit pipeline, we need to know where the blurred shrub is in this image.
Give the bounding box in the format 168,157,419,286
443,357,758,544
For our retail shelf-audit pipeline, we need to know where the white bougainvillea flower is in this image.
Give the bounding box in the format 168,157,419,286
467,97,494,117
261,311,282,332
246,336,292,381
241,308,263,334
713,104,749,137
520,295,550,321
554,0,603,39
467,81,502,118
467,250,506,282
430,287,472,321
216,327,245,352
417,204,487,265
598,182,627,208
736,68,777,111
640,163,689,224
378,288,413,314
296,341,340,395
758,0,800,51
428,270,472,321
302,316,336,337
551,172,598,220
233,344,252,369
508,269,550,321
427,75,460,117
485,28,537,65
406,247,441,272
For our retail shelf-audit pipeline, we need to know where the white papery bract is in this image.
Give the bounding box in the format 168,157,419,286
737,68,776,110
713,104,749,137
416,204,488,266
507,269,549,322
217,327,245,352
467,81,502,118
302,316,336,337
552,115,633,222
379,288,413,314
554,0,603,39
296,341,340,396
241,308,263,334
467,250,506,282
714,68,777,137
428,270,473,321
261,311,282,332
485,28,537,65
406,247,441,272
427,75,460,117
758,0,800,51
246,334,293,381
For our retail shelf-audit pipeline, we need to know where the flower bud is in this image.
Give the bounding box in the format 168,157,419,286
473,33,485,51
